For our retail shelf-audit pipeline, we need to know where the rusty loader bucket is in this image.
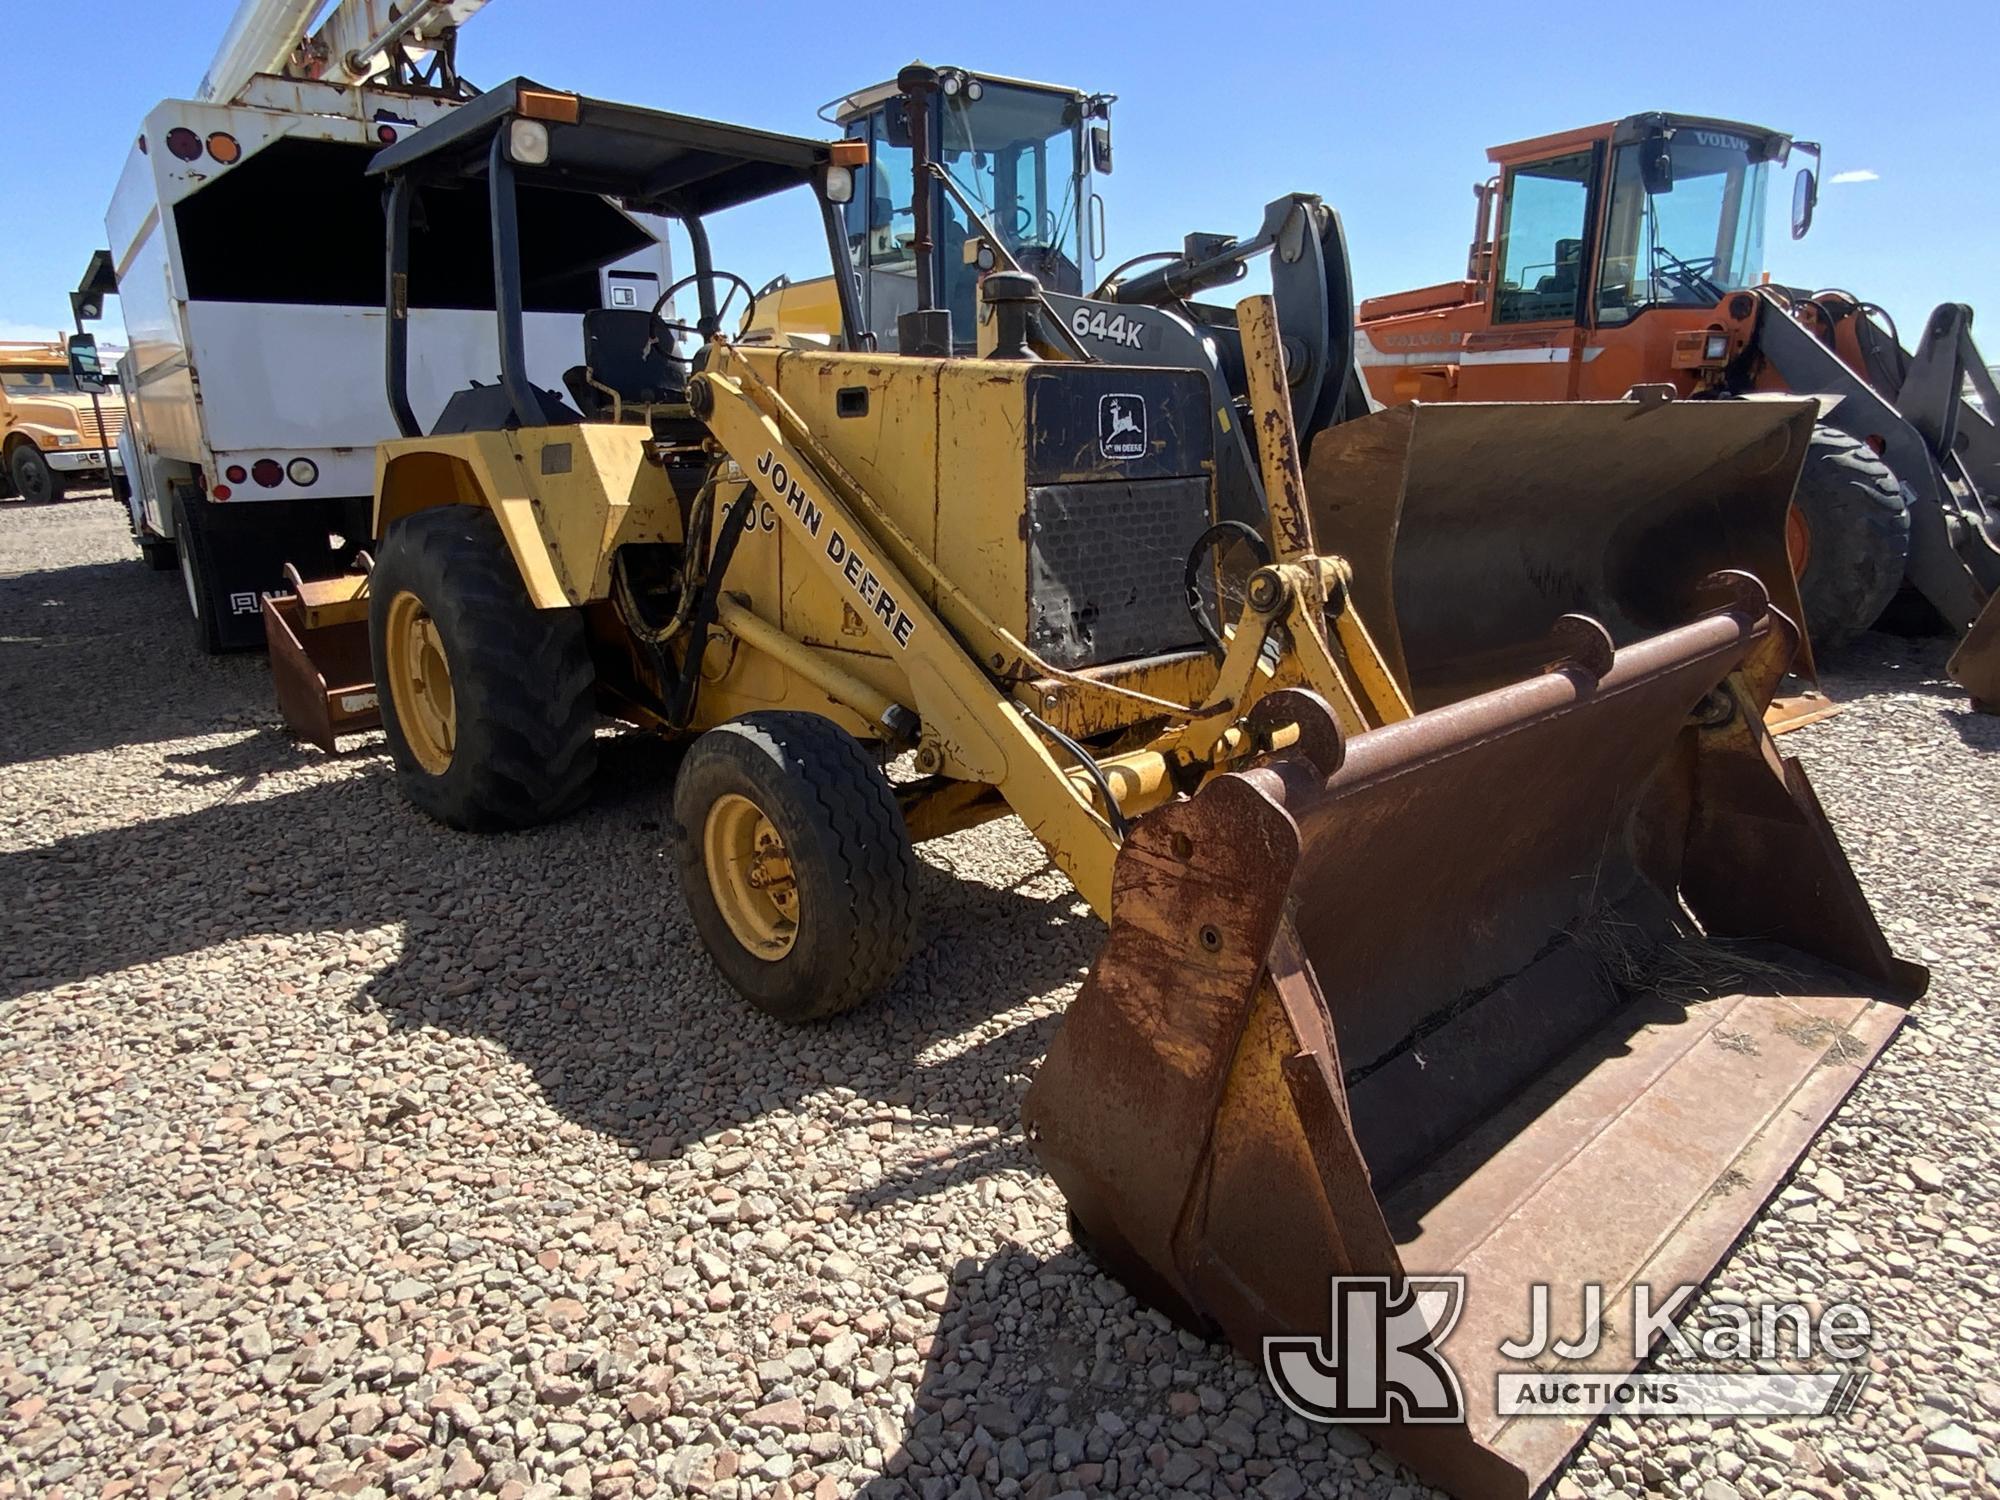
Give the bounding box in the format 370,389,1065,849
1948,589,2000,711
1301,397,1837,730
1025,576,1923,1499
262,566,380,752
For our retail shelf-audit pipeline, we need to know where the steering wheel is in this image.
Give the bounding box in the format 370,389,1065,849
1183,521,1272,657
648,270,759,349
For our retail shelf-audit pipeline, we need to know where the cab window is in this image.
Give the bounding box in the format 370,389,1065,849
840,108,921,346
0,367,79,395
1494,151,1594,323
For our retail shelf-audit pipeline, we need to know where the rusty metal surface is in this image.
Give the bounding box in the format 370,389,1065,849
1948,590,2000,712
1399,985,1908,1495
1026,584,1922,1500
1765,687,1842,734
1301,399,1818,711
262,594,381,753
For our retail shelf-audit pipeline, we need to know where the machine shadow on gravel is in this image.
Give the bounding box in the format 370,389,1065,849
850,1247,1406,1500
351,729,1097,1191
162,728,323,787
0,558,265,767
2,726,1098,1202
1816,632,2000,749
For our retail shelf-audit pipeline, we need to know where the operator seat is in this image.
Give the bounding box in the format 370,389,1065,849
563,308,689,420
431,379,582,435
1535,238,1584,297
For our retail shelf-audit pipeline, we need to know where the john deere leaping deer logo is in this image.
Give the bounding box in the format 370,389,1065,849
1099,393,1147,459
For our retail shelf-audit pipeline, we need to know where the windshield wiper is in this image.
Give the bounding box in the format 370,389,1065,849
1651,244,1723,302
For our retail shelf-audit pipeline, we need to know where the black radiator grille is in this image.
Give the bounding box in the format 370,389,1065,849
1026,476,1211,670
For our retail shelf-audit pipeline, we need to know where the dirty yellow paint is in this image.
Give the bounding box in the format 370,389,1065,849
374,425,680,609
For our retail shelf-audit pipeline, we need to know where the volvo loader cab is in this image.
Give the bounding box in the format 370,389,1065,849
1359,113,1820,405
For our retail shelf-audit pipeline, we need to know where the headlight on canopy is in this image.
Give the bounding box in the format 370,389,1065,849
508,119,550,166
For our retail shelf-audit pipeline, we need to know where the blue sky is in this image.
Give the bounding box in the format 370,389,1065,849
3,0,1994,346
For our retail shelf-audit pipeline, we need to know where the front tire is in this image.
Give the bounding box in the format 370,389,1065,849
1791,426,1910,649
673,713,919,1022
9,445,61,505
369,505,598,831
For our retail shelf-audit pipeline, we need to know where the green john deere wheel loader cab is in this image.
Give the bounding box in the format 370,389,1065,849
751,64,1111,352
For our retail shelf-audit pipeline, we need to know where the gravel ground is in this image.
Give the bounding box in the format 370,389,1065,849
2,494,1996,1500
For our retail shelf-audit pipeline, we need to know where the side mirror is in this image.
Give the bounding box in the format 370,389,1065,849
1640,130,1673,195
883,99,913,150
1090,122,1112,175
1790,167,1817,239
66,334,109,396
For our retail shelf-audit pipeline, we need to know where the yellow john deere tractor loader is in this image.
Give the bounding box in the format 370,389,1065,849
270,80,1922,1500
752,64,1841,732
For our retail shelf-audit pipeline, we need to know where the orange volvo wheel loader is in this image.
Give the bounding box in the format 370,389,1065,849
1355,112,2000,709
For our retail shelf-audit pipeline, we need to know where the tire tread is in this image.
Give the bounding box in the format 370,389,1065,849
675,713,918,1022
373,506,597,830
1794,425,1911,649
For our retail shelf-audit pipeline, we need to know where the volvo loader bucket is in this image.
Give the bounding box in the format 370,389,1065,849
262,566,380,753
1026,574,1923,1500
1300,397,1829,726
1948,591,2000,712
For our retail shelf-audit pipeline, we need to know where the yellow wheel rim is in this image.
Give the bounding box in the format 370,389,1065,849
702,792,799,960
384,589,456,775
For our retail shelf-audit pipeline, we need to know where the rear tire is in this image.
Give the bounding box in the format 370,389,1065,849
673,713,918,1023
169,488,228,654
1792,426,1910,649
9,445,61,505
369,504,598,831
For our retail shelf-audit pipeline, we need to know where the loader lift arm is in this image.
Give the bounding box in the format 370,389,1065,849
687,299,1417,914
1751,291,2000,639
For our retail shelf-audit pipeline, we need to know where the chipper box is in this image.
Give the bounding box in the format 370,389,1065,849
269,80,1923,1498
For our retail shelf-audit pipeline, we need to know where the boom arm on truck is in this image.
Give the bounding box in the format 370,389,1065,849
200,0,488,105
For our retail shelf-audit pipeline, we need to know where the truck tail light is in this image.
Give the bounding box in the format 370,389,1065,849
287,458,319,487
207,132,241,165
251,459,283,488
225,464,248,484
165,128,203,162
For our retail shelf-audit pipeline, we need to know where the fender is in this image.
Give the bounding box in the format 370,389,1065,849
374,425,681,609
